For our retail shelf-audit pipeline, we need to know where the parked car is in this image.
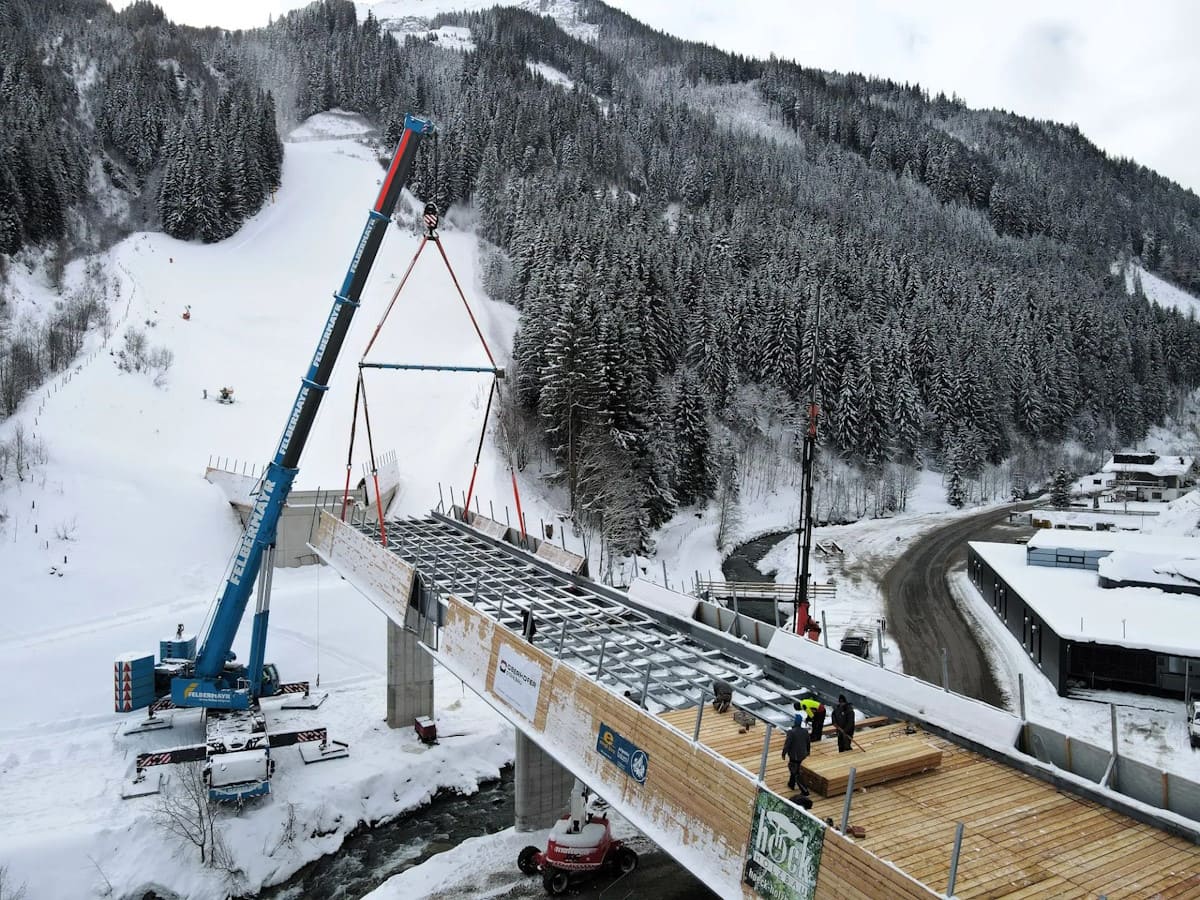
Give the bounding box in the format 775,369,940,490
840,634,871,659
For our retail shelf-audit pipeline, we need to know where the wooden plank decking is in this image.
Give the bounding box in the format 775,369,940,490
660,706,1200,898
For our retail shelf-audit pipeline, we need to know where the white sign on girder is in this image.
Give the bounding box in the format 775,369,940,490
492,642,543,721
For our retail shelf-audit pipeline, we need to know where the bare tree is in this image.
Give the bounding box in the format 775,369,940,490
153,761,237,880
493,368,536,473
713,437,742,551
0,865,27,900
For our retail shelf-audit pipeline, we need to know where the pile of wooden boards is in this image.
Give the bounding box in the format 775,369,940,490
802,736,943,797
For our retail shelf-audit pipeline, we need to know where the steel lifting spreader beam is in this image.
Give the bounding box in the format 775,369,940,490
173,114,435,709
359,362,505,376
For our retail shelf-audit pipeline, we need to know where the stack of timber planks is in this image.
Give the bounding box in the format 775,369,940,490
802,738,943,797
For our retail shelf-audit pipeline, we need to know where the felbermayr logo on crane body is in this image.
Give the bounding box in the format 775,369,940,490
182,682,230,703
280,384,310,450
230,477,277,586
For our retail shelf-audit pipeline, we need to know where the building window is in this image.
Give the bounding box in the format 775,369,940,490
1152,491,1162,500
1055,553,1085,566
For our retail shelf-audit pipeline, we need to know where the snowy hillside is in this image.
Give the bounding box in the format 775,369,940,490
0,114,545,900
359,0,599,42
1126,261,1200,319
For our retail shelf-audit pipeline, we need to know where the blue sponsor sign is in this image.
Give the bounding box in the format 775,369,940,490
595,723,649,784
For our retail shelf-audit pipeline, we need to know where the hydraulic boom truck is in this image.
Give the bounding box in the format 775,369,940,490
115,115,435,802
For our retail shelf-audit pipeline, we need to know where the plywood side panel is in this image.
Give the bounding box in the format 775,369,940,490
439,588,494,687
312,512,416,625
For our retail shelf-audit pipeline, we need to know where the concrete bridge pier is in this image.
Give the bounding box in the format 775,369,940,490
386,609,434,727
514,732,574,831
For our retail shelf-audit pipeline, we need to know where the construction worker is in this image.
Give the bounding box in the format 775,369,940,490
781,714,811,792
793,690,824,738
712,679,733,713
809,698,828,741
833,694,855,753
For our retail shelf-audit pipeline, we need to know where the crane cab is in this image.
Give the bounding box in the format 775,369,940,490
261,663,281,696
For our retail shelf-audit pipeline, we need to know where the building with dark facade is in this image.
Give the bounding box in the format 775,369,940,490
967,531,1199,697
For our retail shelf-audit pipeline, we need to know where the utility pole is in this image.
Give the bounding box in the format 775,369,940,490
793,286,822,640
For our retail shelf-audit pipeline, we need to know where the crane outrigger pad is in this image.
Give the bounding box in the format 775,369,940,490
120,769,163,799
121,711,174,735
298,739,349,764
280,690,328,710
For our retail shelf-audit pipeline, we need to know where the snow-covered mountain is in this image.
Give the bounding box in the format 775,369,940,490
358,0,597,40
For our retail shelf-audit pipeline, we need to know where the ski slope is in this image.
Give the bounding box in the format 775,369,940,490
1126,261,1200,319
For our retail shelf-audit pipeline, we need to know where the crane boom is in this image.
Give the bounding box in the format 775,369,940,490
172,115,434,709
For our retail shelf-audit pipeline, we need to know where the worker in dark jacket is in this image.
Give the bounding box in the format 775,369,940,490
712,679,733,713
810,700,827,742
781,714,811,791
832,694,855,752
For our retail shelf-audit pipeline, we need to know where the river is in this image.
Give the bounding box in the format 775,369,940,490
251,770,516,900
721,529,793,582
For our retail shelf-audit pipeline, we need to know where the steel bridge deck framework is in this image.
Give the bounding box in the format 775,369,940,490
350,512,807,729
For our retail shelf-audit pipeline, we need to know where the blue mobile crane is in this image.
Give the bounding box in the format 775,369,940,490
117,115,434,802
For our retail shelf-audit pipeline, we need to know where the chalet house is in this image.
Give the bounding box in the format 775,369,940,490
1102,452,1194,502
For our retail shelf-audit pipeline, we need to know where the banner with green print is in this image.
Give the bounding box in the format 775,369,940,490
743,788,825,900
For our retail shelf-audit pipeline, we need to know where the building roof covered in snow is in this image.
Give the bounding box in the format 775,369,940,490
1026,529,1199,557
1098,551,1200,593
1102,453,1194,477
970,541,1200,656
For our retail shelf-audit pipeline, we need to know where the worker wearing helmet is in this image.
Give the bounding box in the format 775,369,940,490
798,695,827,741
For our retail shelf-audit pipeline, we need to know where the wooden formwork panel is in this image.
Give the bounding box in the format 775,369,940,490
313,512,416,622
815,831,938,900
440,590,495,687
466,511,509,539
535,541,587,574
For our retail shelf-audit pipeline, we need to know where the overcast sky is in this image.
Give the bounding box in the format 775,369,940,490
115,0,1199,193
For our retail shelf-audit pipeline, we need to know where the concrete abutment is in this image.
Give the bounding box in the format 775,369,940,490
386,611,434,727
514,731,573,831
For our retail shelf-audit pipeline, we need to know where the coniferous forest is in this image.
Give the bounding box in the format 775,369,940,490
3,0,1200,557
